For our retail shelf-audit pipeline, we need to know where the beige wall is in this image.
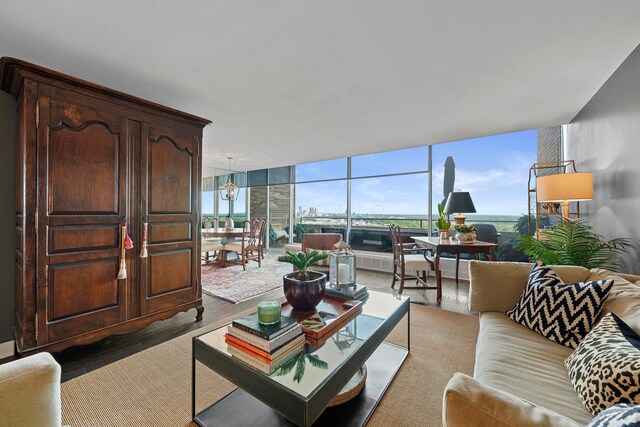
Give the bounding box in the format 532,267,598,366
0,91,17,342
564,44,640,274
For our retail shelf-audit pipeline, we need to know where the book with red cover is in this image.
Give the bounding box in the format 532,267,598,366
225,333,305,362
227,323,303,353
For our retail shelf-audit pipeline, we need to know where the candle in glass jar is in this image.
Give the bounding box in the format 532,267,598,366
337,263,349,284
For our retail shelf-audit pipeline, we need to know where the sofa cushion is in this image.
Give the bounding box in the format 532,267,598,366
475,312,593,425
588,269,640,335
443,373,582,427
588,404,640,426
565,312,640,415
468,261,590,313
507,262,613,348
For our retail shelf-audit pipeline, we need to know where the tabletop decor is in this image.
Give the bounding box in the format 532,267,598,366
435,202,452,238
277,251,329,311
444,191,477,226
454,224,477,242
329,239,356,289
257,300,282,325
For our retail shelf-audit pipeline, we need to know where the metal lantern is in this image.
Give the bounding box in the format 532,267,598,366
329,239,356,289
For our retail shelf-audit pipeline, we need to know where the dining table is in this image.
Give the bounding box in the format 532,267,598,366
410,236,498,299
202,228,245,267
202,227,245,239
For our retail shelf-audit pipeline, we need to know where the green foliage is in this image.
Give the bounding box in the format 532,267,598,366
277,250,328,278
293,223,306,242
454,224,477,234
275,353,329,383
435,203,451,230
516,219,632,269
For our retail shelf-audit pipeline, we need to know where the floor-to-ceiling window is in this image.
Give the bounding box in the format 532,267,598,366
220,128,537,260
349,147,429,251
294,159,348,238
432,129,537,260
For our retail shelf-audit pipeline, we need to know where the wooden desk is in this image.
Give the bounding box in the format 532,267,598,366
411,236,498,298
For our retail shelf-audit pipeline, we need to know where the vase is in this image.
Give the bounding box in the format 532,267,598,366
439,229,451,239
224,216,234,231
456,232,476,242
283,270,327,312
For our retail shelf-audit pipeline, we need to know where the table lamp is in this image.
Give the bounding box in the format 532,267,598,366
536,172,593,219
443,191,476,226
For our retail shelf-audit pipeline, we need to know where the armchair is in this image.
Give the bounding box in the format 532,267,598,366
0,352,62,427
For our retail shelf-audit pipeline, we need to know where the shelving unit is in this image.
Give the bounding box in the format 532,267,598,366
527,161,581,238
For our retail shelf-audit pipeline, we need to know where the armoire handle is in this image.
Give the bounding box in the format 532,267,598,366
140,222,148,258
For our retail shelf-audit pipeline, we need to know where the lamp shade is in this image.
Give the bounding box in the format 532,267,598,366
443,191,477,214
536,172,593,202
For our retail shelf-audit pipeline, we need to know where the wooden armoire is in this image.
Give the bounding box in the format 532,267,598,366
0,58,210,355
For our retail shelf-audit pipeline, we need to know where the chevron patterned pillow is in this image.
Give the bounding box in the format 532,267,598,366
567,313,640,415
506,261,614,348
588,403,640,426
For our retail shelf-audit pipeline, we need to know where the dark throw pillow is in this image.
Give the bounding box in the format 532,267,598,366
506,261,613,348
566,312,640,416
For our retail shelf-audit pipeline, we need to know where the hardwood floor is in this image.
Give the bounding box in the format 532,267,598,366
54,289,283,382
0,263,471,383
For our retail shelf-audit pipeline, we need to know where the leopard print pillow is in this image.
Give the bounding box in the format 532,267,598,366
565,312,640,415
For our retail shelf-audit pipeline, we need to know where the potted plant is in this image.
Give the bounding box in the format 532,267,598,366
435,203,451,238
516,218,632,269
277,251,329,311
454,224,477,242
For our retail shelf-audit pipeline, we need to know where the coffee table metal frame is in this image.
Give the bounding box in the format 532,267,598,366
192,292,410,427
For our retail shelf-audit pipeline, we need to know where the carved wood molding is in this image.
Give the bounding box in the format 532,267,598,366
149,135,193,156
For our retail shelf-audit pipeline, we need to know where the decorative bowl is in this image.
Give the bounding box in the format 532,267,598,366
283,270,326,312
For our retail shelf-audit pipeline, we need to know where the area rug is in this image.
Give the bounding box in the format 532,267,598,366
201,255,291,303
60,305,479,427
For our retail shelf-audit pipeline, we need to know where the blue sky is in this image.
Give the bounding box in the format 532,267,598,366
204,129,538,217
295,129,537,216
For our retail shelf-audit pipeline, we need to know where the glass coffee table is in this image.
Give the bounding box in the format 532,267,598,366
192,291,410,427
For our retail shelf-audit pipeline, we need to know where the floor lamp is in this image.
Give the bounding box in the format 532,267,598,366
536,172,593,219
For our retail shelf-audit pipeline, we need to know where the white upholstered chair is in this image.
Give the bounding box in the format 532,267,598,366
389,224,438,296
202,237,223,264
0,352,62,427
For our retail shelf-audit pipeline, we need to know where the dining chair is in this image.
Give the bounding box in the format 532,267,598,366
223,218,264,270
389,224,438,295
201,237,223,265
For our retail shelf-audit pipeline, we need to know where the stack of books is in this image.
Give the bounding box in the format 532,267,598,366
225,313,304,374
325,283,369,301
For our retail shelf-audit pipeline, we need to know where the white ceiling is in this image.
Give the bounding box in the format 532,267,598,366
1,1,640,172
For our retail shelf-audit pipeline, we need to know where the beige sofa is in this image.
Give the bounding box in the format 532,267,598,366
443,261,640,427
0,352,62,427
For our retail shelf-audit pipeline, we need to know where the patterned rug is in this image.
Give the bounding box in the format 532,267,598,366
201,255,291,303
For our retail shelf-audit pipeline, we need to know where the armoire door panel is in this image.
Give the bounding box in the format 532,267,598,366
37,89,129,345
48,258,120,321
148,222,192,244
148,136,192,214
148,249,192,296
48,97,121,132
48,224,119,253
140,120,200,316
48,123,120,215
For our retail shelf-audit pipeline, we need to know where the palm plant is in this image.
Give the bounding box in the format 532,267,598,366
277,251,328,280
435,203,451,230
274,352,328,383
517,219,632,269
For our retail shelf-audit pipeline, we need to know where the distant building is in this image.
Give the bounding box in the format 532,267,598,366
309,207,318,215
